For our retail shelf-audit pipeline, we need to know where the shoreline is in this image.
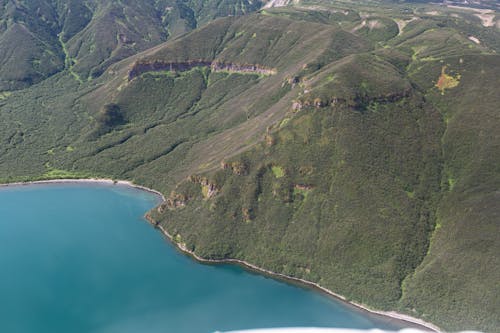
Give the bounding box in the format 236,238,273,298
1,178,440,332
150,222,442,333
0,178,166,202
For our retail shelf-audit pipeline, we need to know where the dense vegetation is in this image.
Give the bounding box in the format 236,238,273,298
0,0,262,90
0,0,498,332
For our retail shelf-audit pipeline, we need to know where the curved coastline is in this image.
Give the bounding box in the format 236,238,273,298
1,178,440,333
149,223,442,333
0,178,166,202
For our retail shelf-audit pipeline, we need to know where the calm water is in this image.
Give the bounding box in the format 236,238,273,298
0,184,407,333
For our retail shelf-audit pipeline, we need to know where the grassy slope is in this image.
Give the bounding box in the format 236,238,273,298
0,14,364,187
0,2,498,332
156,88,443,308
399,54,500,331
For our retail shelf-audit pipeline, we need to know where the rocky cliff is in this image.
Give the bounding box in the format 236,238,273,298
128,60,276,80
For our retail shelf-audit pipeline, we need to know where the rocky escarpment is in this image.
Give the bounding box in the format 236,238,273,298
293,88,412,111
188,175,220,199
128,60,277,80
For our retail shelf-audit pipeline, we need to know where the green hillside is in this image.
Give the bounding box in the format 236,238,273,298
0,0,261,90
0,1,498,332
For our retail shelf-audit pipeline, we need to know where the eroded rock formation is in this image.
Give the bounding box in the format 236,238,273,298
128,60,277,80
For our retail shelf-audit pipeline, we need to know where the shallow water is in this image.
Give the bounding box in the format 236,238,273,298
0,184,408,333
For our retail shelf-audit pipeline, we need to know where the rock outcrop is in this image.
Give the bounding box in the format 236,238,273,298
128,59,277,80
158,191,190,212
294,88,412,111
221,160,249,175
189,175,219,199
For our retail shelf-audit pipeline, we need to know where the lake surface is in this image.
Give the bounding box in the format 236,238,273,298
0,183,409,333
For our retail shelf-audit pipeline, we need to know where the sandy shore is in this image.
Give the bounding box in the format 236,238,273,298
224,329,481,333
0,178,166,201
2,178,440,332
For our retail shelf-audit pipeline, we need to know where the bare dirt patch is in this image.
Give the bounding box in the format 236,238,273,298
474,13,496,27
395,17,418,36
446,5,497,27
468,36,480,44
435,65,461,94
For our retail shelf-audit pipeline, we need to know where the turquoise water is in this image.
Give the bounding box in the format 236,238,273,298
0,184,408,333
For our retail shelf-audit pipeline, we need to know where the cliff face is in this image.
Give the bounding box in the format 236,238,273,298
128,60,213,80
128,60,276,80
211,62,277,76
294,88,412,110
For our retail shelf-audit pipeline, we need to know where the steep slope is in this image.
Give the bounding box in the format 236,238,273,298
0,0,64,90
151,41,444,312
56,15,370,192
399,54,500,331
0,13,370,186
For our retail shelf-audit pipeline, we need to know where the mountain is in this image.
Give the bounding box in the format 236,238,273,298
0,1,498,332
0,0,262,90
